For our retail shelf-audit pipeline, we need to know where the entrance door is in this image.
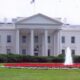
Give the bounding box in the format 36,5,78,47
34,52,38,56
34,45,39,56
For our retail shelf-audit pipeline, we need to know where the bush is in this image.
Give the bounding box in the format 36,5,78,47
0,54,7,62
0,54,80,63
73,56,80,63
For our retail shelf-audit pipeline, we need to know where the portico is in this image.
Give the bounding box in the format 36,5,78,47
16,29,60,56
15,13,62,56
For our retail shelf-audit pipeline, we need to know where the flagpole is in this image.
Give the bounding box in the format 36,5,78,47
33,0,36,14
56,0,61,17
30,0,36,15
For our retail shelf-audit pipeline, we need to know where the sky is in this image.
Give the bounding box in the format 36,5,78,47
0,0,80,24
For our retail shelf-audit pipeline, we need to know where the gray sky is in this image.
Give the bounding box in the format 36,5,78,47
0,0,80,24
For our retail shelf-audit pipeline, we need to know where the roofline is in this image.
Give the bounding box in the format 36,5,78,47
0,22,13,24
15,13,63,24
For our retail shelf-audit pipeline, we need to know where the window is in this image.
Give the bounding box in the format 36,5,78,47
48,49,50,56
71,49,75,55
62,36,65,43
22,35,26,43
48,36,51,43
0,35,1,42
7,35,11,43
34,36,38,43
71,36,75,43
62,49,65,55
22,49,26,55
34,45,39,51
7,49,11,54
34,53,38,56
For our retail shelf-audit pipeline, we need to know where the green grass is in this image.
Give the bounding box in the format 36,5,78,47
0,63,4,66
0,68,80,80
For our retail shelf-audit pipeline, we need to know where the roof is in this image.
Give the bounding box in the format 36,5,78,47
16,13,63,25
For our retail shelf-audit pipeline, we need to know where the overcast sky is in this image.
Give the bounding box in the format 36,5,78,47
0,0,80,24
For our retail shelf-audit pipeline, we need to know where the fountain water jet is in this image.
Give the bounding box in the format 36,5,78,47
64,47,73,65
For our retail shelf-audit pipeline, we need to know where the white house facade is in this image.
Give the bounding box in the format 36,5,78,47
0,13,80,56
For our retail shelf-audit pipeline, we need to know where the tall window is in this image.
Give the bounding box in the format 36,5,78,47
7,49,11,54
62,36,65,43
71,49,75,55
34,36,38,43
48,49,50,56
34,53,38,56
22,35,26,43
34,45,39,51
71,36,75,43
22,49,26,55
0,35,1,42
48,36,51,43
7,35,11,43
62,49,65,55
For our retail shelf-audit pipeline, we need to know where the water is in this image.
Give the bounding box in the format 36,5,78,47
64,47,73,65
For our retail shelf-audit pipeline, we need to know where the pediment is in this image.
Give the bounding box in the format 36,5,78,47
16,13,63,25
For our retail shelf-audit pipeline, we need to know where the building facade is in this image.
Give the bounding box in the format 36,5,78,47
0,13,80,56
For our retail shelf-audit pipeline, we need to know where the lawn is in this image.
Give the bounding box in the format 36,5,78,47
0,68,80,80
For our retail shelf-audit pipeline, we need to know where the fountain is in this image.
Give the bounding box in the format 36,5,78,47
64,47,73,65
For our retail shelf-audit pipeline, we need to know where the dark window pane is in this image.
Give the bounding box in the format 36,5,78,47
0,35,1,42
34,36,38,43
22,49,26,55
34,53,38,56
62,36,65,43
48,36,50,43
62,49,65,55
71,36,75,43
72,49,75,55
7,49,11,54
34,45,39,51
48,49,50,56
7,35,11,43
22,36,26,43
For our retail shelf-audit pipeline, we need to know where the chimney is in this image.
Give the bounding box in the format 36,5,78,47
4,18,7,23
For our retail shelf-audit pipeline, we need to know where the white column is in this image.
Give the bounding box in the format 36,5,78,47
59,30,62,54
57,30,62,55
16,29,19,54
53,31,58,56
30,30,34,56
57,31,60,55
44,30,48,56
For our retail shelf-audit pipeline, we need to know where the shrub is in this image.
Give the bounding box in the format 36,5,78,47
73,56,80,63
0,54,80,63
0,54,7,62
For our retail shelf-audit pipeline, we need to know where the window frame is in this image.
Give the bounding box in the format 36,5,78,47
48,49,50,56
71,36,75,43
7,49,11,54
34,35,38,43
22,35,26,43
71,49,75,55
0,35,1,42
7,35,11,43
62,36,65,43
22,49,26,55
48,36,51,43
62,49,65,55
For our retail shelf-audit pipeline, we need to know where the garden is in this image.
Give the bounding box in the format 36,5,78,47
0,54,80,80
0,54,80,68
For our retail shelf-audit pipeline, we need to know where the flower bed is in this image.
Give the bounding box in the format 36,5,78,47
3,63,80,68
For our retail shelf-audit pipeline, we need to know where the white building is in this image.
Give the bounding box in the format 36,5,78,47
0,13,80,56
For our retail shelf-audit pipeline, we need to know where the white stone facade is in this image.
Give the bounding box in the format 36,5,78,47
0,13,80,56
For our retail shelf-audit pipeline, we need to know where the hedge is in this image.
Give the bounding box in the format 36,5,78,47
0,53,80,63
